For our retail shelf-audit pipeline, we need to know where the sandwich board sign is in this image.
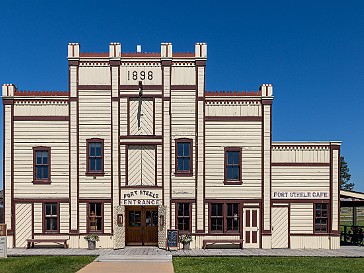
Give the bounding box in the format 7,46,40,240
0,224,7,258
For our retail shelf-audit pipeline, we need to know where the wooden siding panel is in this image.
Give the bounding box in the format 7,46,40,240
14,103,68,116
120,98,128,136
205,121,262,198
206,103,261,117
33,203,42,234
129,98,153,135
272,166,330,193
13,121,69,198
15,203,32,247
332,149,339,231
79,203,87,234
155,98,162,136
78,66,111,85
290,236,339,249
272,148,330,163
79,89,111,199
104,203,112,233
120,64,162,86
290,203,313,233
171,66,196,85
60,203,69,234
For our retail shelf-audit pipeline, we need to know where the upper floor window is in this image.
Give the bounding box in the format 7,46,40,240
86,139,104,176
44,203,58,233
224,147,242,184
314,203,328,233
33,147,51,183
175,139,192,176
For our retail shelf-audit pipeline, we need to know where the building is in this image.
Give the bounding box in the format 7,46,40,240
2,42,341,249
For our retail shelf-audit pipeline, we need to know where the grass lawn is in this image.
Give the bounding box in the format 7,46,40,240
173,257,364,273
0,256,95,273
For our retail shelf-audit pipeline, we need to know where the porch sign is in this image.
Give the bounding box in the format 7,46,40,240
166,229,178,250
0,224,7,258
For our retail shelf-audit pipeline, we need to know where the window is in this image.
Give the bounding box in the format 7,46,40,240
224,147,242,184
176,203,191,233
86,139,104,176
175,139,192,176
88,203,103,232
314,203,328,233
210,203,240,233
44,203,58,232
33,147,51,183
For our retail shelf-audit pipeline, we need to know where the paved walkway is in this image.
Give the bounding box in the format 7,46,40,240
7,245,364,257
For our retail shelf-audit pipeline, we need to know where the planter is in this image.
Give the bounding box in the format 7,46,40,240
87,240,96,250
182,242,190,250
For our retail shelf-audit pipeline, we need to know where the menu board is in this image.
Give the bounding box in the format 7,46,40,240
0,224,7,258
166,229,178,249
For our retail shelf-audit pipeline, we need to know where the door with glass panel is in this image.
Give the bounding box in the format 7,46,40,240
126,206,158,246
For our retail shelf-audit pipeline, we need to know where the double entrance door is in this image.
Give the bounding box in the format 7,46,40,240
126,206,158,246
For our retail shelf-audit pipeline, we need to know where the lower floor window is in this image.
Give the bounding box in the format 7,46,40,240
210,203,239,233
176,203,191,232
314,203,328,233
89,203,103,232
44,203,58,232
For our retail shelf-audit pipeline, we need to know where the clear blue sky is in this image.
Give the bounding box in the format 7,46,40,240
0,0,363,191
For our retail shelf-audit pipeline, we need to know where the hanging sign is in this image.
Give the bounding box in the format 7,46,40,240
0,224,7,258
272,191,329,199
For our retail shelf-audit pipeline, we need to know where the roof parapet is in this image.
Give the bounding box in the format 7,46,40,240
260,84,273,96
2,84,16,97
68,43,80,58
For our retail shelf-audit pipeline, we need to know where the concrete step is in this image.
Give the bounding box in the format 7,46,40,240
96,254,172,262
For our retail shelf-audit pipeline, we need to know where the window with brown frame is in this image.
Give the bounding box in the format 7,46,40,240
210,203,240,233
33,147,51,183
224,147,242,184
175,139,193,176
314,203,328,233
44,203,58,233
86,139,104,176
176,203,191,233
88,203,103,232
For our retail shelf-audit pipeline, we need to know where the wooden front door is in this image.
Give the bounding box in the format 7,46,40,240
126,206,158,246
243,208,260,248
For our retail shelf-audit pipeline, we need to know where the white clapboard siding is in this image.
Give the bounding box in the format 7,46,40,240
104,203,112,233
272,147,330,163
128,145,155,186
60,203,69,233
290,236,338,249
78,66,111,85
206,102,261,117
34,203,42,233
272,166,330,193
120,98,128,135
13,120,69,198
205,121,262,199
78,89,111,199
4,105,12,228
15,203,32,247
272,207,289,248
79,203,87,234
155,98,162,135
129,98,154,135
14,103,68,116
171,66,196,85
171,90,195,136
290,203,313,233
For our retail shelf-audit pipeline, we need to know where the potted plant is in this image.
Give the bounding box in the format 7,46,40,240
84,234,100,250
179,234,192,250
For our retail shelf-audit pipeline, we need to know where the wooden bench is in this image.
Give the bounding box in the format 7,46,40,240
203,239,244,249
26,239,69,249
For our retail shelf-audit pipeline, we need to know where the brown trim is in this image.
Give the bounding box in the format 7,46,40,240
76,64,80,232
85,138,105,176
261,99,273,105
14,116,69,121
208,202,241,234
170,85,196,90
2,99,14,105
79,199,111,203
121,141,162,145
195,60,206,66
78,85,111,90
272,144,331,149
2,105,5,226
155,145,158,186
32,146,51,184
120,94,162,98
121,186,162,189
174,138,193,176
32,203,34,239
11,103,15,246
118,64,121,206
224,147,242,185
174,202,193,233
68,60,79,66
121,136,162,140
260,101,264,247
109,60,120,66
206,116,262,122
119,85,162,91
313,202,330,234
125,145,129,186
111,97,119,101
86,202,104,234
42,202,60,234
161,60,172,66
69,97,78,102
271,162,330,167
110,65,113,234
290,233,340,237
14,198,70,203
